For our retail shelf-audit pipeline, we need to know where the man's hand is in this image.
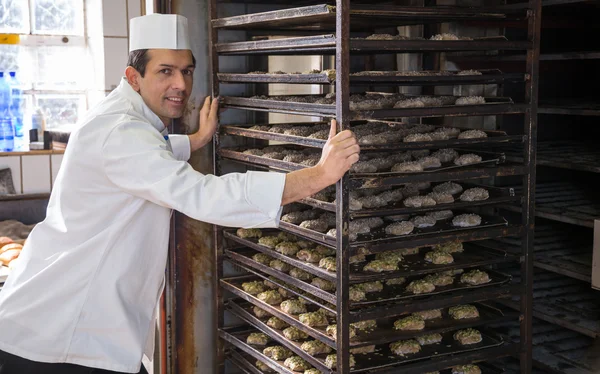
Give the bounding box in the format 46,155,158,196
315,119,360,185
189,96,220,152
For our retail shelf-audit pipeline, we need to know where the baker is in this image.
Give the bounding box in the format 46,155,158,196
0,14,359,374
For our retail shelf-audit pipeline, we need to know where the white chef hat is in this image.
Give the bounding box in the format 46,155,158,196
129,14,191,52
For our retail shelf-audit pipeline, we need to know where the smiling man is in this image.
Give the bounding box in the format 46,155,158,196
0,14,359,374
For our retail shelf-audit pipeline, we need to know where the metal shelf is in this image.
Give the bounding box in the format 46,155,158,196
216,35,533,55
480,223,592,283
218,69,524,86
228,298,513,351
220,274,519,324
222,95,527,120
493,319,597,374
503,182,599,228
220,324,509,373
220,122,526,152
499,269,600,338
224,231,519,283
212,5,518,31
499,140,600,174
538,99,600,116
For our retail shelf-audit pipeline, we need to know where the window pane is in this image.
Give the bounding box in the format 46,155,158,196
36,94,85,129
0,0,30,34
0,45,34,89
34,46,90,90
31,0,84,36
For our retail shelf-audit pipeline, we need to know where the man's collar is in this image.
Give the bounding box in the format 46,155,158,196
117,77,168,133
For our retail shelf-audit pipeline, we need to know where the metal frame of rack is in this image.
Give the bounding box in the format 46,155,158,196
209,0,540,372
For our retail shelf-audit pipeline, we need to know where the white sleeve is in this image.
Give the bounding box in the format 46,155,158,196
168,134,191,161
102,121,285,228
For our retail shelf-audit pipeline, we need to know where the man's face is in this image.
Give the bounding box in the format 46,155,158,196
129,49,195,125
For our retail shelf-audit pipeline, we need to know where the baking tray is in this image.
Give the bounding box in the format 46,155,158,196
220,274,518,325
228,349,294,374
218,147,505,178
300,183,519,218
215,34,533,55
222,95,527,119
223,237,518,283
228,298,514,349
220,324,505,373
217,69,524,86
211,5,517,31
228,348,506,374
227,344,512,374
219,157,528,189
220,121,526,151
274,212,509,247
221,264,511,308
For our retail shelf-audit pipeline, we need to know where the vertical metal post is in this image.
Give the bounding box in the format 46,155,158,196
335,0,351,373
208,0,224,373
521,0,541,372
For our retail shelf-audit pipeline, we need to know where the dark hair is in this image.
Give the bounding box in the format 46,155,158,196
127,49,197,77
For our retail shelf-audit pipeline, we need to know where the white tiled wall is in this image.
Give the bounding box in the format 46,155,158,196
102,0,142,90
103,37,129,90
22,156,52,194
0,153,65,195
102,0,129,37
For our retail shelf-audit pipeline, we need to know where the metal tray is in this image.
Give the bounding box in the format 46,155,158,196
274,212,509,247
211,5,517,31
219,157,528,189
222,95,527,119
221,262,511,308
223,237,517,283
216,34,533,55
217,69,524,86
220,274,518,326
220,121,526,152
300,183,519,218
218,147,505,178
228,348,506,374
221,324,505,373
229,298,513,348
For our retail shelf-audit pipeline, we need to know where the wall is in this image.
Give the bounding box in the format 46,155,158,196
0,152,63,194
101,0,143,92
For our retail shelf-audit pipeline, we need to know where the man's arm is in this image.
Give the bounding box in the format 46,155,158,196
281,120,359,205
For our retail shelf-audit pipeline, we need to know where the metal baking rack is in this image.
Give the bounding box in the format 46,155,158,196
210,0,540,372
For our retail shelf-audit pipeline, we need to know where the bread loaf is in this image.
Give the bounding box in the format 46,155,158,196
0,249,21,266
0,237,13,246
0,242,22,254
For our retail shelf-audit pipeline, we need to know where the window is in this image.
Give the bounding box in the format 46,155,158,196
0,0,91,131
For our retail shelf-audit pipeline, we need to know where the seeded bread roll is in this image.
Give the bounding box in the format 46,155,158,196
452,214,482,227
385,221,415,236
406,279,436,294
404,196,437,208
455,96,485,106
454,154,482,166
426,210,454,221
433,182,463,195
417,156,442,169
432,148,459,163
410,215,436,228
427,192,454,204
458,129,487,139
460,188,490,202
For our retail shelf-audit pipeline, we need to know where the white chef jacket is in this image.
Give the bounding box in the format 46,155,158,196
0,78,286,373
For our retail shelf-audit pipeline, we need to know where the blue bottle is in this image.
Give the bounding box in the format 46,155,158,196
0,72,15,152
8,72,24,138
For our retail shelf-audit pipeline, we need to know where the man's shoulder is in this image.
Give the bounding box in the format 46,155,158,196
77,94,151,135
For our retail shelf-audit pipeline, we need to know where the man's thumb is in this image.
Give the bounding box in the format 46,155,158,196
328,119,337,140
